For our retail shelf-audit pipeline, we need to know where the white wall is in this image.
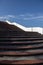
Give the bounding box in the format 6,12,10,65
6,20,43,34
27,27,43,34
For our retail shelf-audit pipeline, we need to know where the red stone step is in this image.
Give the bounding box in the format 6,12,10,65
0,60,43,64
0,50,43,56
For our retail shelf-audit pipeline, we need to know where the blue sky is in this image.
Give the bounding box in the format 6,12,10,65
0,0,43,27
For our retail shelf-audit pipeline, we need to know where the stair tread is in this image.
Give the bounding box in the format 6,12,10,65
0,60,43,64
0,50,43,56
0,45,43,49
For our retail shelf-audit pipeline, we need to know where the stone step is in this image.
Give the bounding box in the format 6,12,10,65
0,60,43,64
0,50,43,56
0,45,43,51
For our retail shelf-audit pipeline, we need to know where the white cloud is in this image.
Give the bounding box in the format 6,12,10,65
19,13,33,17
8,15,15,18
0,14,43,21
18,13,43,21
0,15,16,21
23,15,43,20
0,16,6,19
